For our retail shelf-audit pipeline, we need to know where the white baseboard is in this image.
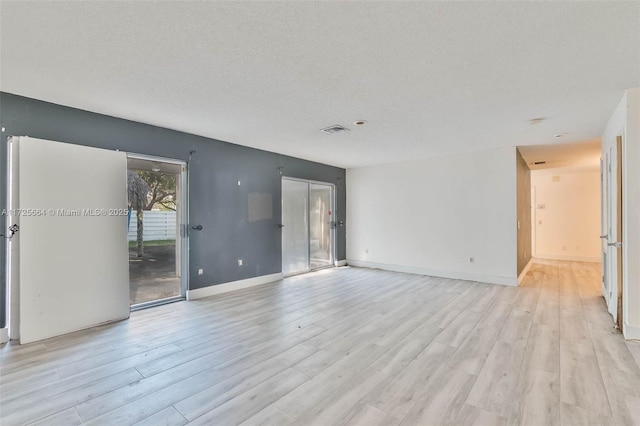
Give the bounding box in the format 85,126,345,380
517,258,534,285
0,327,8,344
534,254,600,263
186,272,283,301
346,259,517,286
624,323,640,340
335,259,347,267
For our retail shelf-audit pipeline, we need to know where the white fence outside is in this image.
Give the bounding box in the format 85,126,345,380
128,210,177,241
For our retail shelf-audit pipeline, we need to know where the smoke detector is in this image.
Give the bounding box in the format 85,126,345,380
320,125,350,135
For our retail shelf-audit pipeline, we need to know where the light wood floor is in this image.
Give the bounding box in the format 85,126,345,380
1,260,639,425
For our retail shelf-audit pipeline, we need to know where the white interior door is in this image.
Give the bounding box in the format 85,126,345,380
600,155,608,299
531,185,536,258
605,145,619,319
8,137,129,344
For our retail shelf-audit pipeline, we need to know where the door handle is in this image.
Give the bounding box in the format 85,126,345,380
608,242,622,248
599,235,608,239
191,225,203,231
277,224,285,229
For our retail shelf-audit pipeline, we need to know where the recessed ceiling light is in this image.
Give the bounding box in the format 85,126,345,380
353,120,367,126
528,118,545,125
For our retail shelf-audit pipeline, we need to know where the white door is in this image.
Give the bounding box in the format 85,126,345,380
7,137,129,344
600,155,608,299
604,141,622,321
531,186,536,258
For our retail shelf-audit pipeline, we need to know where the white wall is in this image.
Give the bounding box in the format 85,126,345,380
531,168,601,262
346,146,518,286
602,88,640,339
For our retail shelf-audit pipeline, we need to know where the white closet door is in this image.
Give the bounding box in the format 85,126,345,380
10,137,129,344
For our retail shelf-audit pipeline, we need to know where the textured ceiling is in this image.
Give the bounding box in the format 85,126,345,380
1,1,638,168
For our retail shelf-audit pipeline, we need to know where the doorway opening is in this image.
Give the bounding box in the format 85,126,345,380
603,136,624,329
282,178,335,276
127,155,188,308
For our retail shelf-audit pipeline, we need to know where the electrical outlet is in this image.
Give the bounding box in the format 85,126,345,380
237,180,241,186
238,259,243,266
198,268,204,275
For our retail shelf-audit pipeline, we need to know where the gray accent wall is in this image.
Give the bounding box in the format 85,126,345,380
0,92,346,329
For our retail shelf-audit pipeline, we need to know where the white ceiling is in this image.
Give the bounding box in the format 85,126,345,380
1,1,638,169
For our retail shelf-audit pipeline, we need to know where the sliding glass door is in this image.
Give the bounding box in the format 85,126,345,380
309,183,333,269
282,179,310,276
282,178,335,276
127,155,188,308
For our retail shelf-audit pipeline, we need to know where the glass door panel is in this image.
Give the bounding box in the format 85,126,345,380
127,156,185,307
282,178,309,276
310,183,333,269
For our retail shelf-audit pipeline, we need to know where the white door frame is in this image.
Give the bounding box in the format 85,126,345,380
126,153,189,305
603,137,624,323
600,155,608,298
281,176,336,276
531,185,536,258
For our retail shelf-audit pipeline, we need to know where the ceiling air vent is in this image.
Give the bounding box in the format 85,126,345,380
320,125,350,135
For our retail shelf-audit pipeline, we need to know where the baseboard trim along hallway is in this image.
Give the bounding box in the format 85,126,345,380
346,259,518,286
